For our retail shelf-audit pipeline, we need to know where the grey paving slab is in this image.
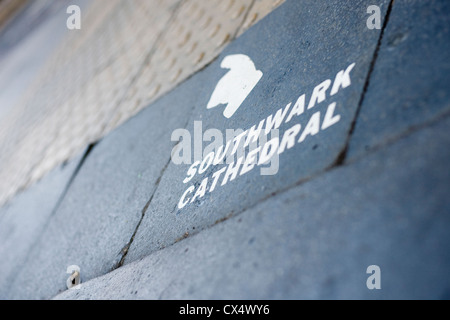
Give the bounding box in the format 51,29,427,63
5,78,198,300
347,0,450,160
125,0,390,263
56,116,450,300
0,153,83,299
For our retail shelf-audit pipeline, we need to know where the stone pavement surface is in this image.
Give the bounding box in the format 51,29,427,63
0,0,449,300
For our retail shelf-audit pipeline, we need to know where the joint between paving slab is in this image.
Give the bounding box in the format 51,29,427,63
333,0,395,167
342,108,450,167
113,88,199,270
59,143,97,206
3,142,97,296
113,155,172,271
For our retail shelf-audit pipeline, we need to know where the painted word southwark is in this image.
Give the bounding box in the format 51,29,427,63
178,63,356,209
